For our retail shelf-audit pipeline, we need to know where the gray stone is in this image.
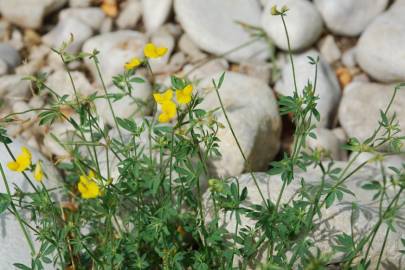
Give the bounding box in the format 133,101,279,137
0,75,30,100
350,152,405,172
46,70,94,97
0,43,20,70
262,0,323,51
319,35,341,64
69,0,91,7
198,72,281,177
43,122,76,157
142,0,172,33
0,140,61,269
331,127,347,145
314,0,389,36
174,0,269,63
0,20,10,41
82,31,148,86
117,0,142,29
239,61,272,83
95,76,153,127
59,8,106,31
203,162,405,268
0,59,7,75
338,82,405,147
304,127,347,160
0,0,67,29
100,17,113,33
275,50,341,127
178,33,207,62
341,47,357,68
42,17,93,53
183,59,229,82
12,101,35,121
356,4,405,82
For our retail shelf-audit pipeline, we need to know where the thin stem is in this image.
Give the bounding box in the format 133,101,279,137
376,227,390,270
0,163,36,255
92,56,124,144
213,79,267,207
281,15,298,95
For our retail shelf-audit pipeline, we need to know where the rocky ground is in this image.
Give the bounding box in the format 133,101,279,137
1,0,405,268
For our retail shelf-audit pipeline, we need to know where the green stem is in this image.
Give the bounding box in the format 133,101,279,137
376,227,390,270
213,79,267,207
92,56,124,144
0,163,36,256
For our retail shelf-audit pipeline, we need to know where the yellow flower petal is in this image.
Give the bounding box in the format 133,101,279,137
78,176,101,199
176,85,193,105
15,155,31,172
158,113,171,123
153,89,173,104
87,170,96,180
162,101,177,118
21,147,32,160
34,161,43,182
158,101,177,123
79,175,89,183
183,84,193,95
7,161,19,171
156,47,168,57
124,58,141,71
7,147,32,172
144,43,168,58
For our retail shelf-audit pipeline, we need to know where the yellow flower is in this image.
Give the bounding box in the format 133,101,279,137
34,161,43,182
7,146,32,172
158,101,177,123
153,89,173,104
124,57,141,71
176,84,193,105
144,43,168,58
77,171,101,199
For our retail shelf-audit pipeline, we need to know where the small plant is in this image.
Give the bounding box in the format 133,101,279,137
1,5,405,270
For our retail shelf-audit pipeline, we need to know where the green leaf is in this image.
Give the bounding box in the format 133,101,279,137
116,117,137,133
0,126,12,144
171,76,185,89
308,132,317,139
325,192,335,208
240,187,248,201
218,72,226,89
0,193,11,214
38,110,60,126
13,263,31,270
41,257,52,264
362,181,381,190
130,77,145,83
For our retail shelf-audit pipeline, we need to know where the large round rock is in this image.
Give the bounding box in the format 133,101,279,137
174,0,269,63
203,162,405,267
275,50,341,127
82,31,147,86
198,72,281,177
95,76,153,126
356,3,405,82
338,82,405,145
262,0,323,51
314,0,388,36
0,140,61,269
0,0,67,29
